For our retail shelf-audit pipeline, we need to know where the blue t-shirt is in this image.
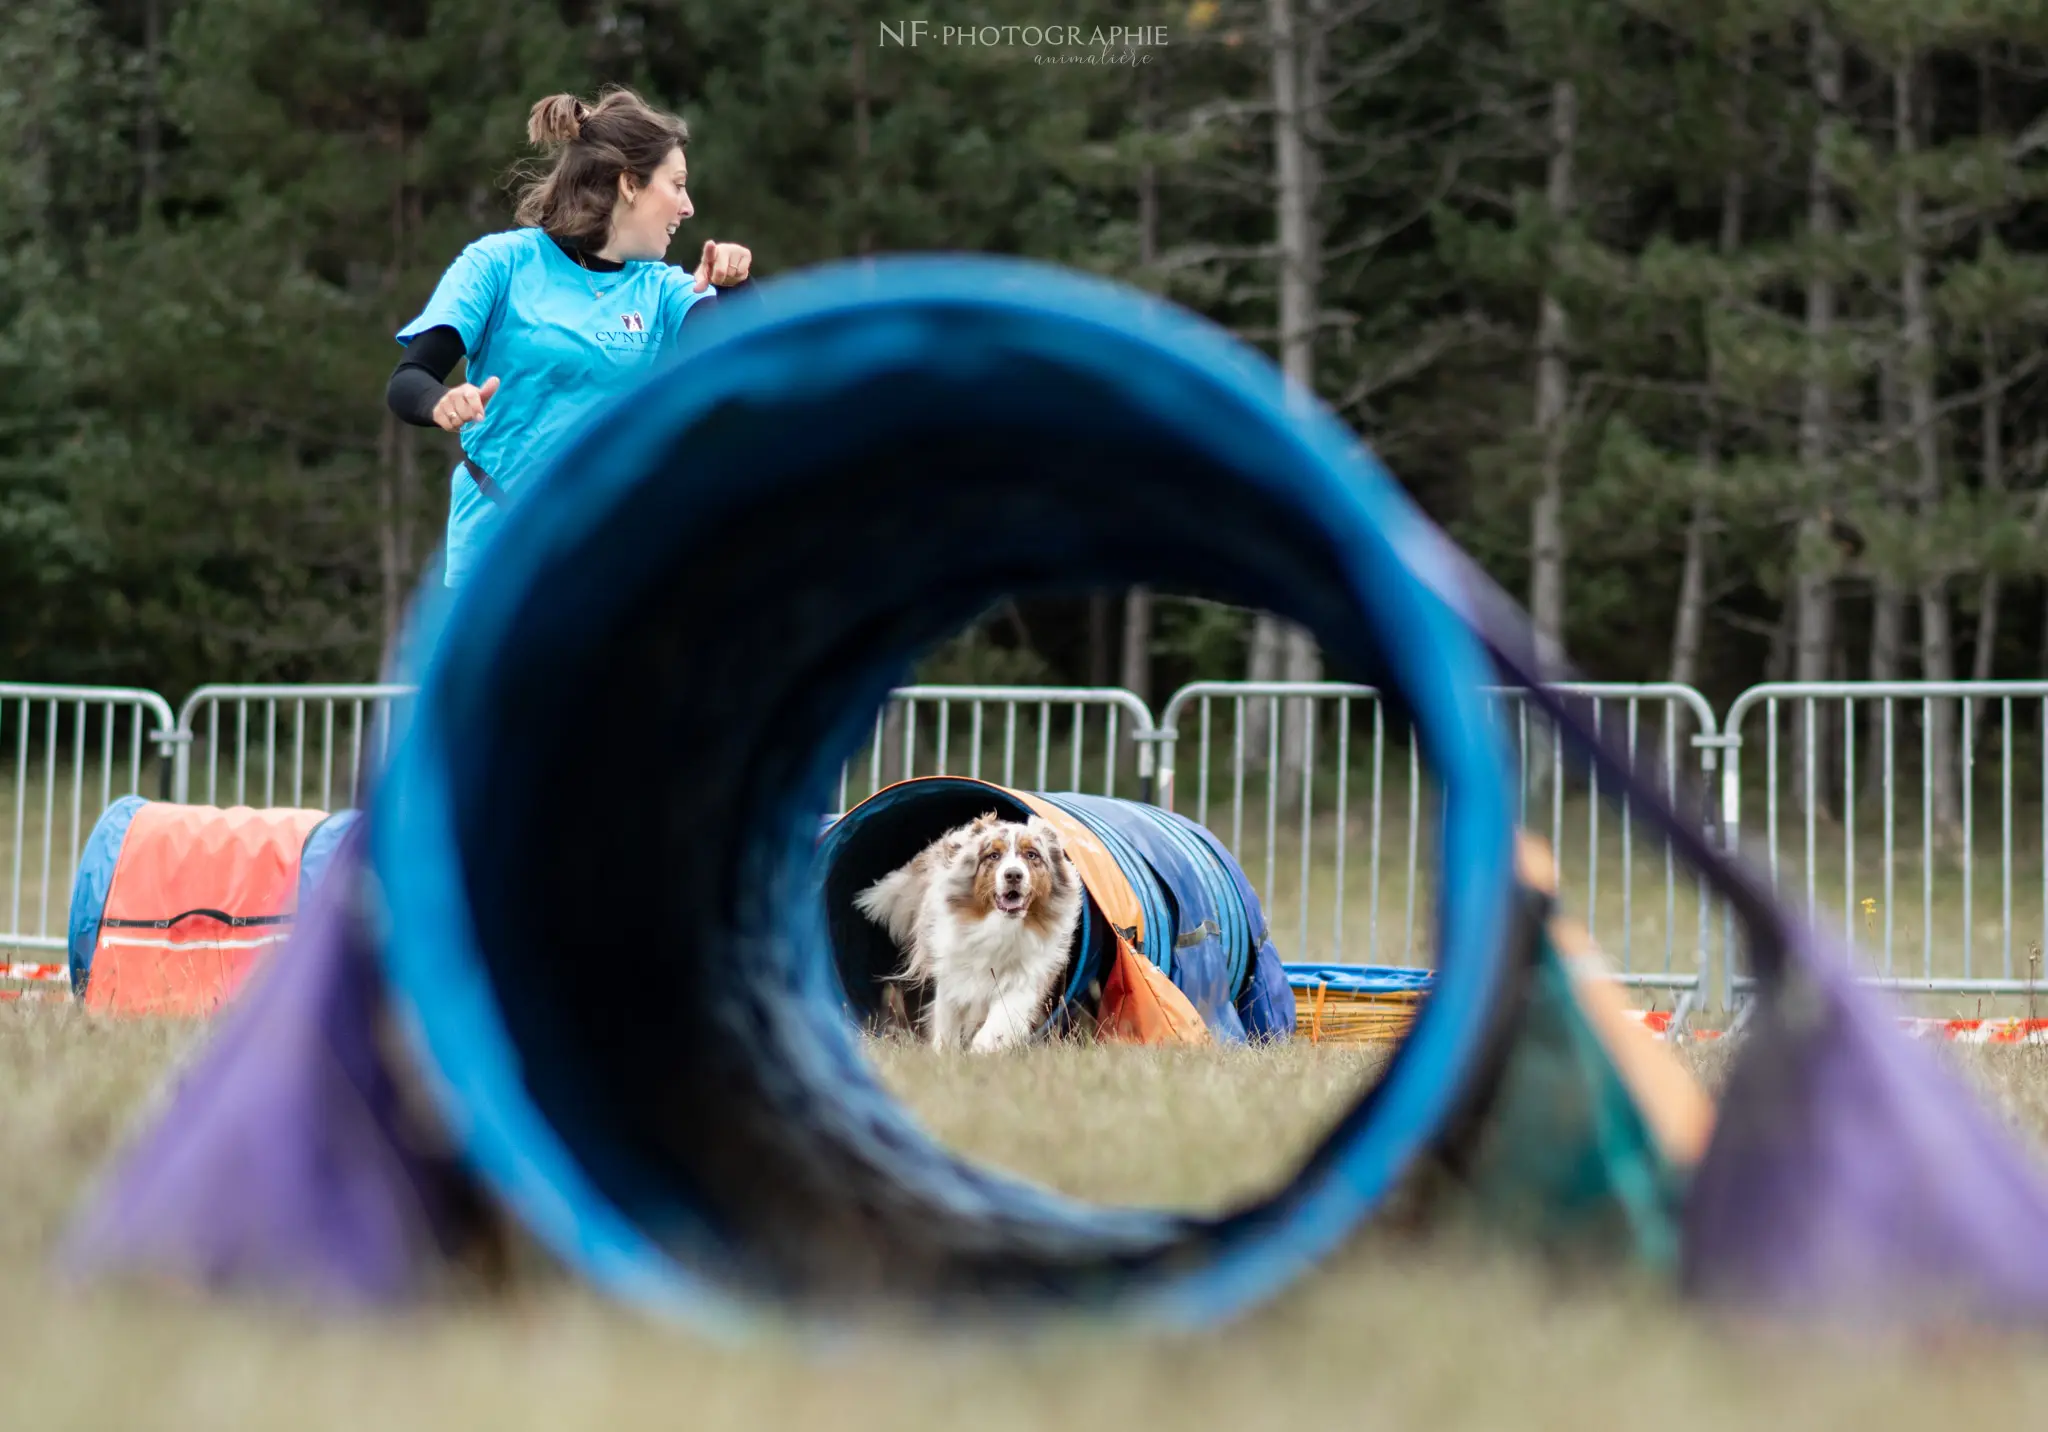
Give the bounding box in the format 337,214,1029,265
395,228,717,586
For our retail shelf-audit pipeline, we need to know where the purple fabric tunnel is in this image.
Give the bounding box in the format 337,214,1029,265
1683,934,2048,1326
60,821,498,1305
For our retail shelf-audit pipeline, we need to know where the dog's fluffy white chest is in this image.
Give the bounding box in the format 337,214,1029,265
925,909,1057,979
922,907,1073,1052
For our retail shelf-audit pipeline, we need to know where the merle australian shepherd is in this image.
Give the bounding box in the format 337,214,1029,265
853,812,1084,1051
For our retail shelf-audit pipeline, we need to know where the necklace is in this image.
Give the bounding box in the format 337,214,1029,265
573,250,612,302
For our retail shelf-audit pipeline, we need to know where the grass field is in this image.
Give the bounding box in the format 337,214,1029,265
11,1007,2048,1429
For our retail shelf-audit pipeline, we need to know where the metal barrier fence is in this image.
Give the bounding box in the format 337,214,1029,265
14,673,2048,1018
167,683,1159,815
1154,681,1722,1016
172,685,417,809
1721,681,2048,1006
835,685,1159,809
1,685,178,959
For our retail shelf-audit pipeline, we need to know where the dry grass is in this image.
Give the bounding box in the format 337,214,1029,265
11,1006,2048,1429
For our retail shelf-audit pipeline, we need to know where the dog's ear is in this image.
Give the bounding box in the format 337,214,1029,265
1025,815,1065,856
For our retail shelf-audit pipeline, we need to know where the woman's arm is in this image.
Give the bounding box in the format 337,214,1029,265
392,234,510,428
680,274,756,327
387,326,469,428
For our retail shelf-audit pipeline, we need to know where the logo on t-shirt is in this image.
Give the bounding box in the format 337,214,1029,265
595,309,656,350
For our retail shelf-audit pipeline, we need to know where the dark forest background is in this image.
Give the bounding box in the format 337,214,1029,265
5,0,2047,757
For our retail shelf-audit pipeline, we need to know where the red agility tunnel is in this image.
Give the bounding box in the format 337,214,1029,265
66,796,344,1016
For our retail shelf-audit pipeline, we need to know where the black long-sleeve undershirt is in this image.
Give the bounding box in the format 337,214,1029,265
386,326,470,428
386,234,754,428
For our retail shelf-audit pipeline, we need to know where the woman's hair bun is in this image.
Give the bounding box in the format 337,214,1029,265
527,94,588,147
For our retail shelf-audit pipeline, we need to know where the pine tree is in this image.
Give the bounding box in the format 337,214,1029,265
0,0,132,677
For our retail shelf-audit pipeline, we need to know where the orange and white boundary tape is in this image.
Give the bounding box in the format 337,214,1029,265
1301,1005,2048,1047
1630,1009,2048,1045
1891,1017,2048,1045
3,962,66,983
1,960,68,1003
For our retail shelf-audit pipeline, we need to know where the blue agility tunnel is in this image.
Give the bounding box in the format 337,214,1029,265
360,250,1525,1325
64,251,1530,1329
65,252,1523,1328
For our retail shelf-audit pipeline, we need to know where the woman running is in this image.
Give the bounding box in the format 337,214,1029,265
387,87,755,587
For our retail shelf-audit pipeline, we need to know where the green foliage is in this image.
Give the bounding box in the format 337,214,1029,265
913,621,1057,686
0,0,2042,699
1151,597,1249,681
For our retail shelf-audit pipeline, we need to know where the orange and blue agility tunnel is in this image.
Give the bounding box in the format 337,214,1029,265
65,796,342,1016
819,776,1296,1045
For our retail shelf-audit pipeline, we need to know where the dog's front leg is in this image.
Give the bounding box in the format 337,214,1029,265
969,984,1037,1053
928,992,961,1051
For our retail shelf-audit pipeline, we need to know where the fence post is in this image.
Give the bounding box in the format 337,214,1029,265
1715,727,1743,1013
1150,717,1178,814
156,716,190,804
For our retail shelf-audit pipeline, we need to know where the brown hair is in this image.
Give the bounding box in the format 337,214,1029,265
512,87,689,251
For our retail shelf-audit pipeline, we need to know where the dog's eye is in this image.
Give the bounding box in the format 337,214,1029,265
1023,849,1042,864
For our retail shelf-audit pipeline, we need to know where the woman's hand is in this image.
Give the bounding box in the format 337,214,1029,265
693,241,752,292
432,375,499,432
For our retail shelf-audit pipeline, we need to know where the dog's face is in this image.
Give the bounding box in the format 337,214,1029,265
947,814,1073,925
